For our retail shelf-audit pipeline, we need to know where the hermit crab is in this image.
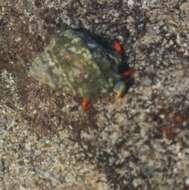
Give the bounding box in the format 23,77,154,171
30,27,135,111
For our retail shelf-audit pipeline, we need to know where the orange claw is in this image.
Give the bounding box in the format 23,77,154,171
112,39,124,56
80,97,90,112
122,68,135,78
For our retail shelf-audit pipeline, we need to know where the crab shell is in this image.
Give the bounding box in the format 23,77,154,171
30,29,128,100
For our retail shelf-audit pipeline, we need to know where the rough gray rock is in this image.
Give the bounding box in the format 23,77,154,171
0,0,189,189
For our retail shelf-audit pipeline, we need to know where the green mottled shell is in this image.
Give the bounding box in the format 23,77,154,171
30,29,123,98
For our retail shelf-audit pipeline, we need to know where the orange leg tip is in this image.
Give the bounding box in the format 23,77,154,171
112,39,124,56
122,68,135,78
80,97,90,112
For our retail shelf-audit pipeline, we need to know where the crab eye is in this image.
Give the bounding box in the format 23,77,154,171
113,81,126,98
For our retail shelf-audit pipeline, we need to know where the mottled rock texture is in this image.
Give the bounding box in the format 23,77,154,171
0,0,189,189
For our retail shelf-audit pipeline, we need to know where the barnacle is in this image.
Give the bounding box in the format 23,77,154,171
30,28,134,110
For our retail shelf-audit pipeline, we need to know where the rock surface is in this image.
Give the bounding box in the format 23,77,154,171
0,0,189,189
